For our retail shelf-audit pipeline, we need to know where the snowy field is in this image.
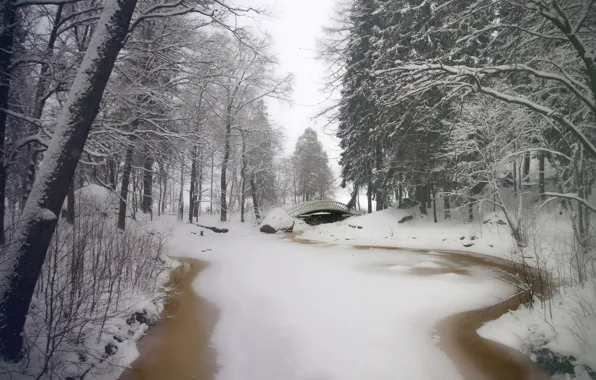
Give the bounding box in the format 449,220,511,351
153,215,516,380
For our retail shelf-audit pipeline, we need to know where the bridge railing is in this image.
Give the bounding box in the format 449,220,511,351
286,200,358,217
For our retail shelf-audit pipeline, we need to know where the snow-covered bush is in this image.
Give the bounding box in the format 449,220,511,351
0,186,170,379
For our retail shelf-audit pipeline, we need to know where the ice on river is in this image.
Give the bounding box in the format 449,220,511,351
161,219,514,380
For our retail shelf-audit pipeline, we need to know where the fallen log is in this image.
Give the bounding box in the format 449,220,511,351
193,223,229,233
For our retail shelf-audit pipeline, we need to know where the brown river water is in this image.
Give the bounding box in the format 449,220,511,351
120,238,551,380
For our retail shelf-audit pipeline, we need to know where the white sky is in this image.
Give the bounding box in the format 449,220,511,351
234,0,341,168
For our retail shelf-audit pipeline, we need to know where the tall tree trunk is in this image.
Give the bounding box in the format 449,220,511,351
443,194,451,220
0,0,138,360
432,187,437,223
141,154,153,214
0,0,16,245
178,163,184,220
189,147,197,223
240,133,247,223
65,175,75,225
22,5,65,207
108,158,117,190
220,106,232,222
197,157,203,219
398,181,403,209
210,152,214,214
468,198,475,222
367,181,373,214
161,163,167,214
375,142,383,211
251,173,261,221
416,183,428,215
513,161,517,195
523,152,530,188
118,144,134,230
539,152,545,199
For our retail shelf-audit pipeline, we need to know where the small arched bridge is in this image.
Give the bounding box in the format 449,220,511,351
287,200,359,225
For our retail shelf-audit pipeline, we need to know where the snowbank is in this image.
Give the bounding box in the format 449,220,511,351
298,207,517,259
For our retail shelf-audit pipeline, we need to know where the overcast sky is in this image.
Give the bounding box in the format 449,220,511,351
235,0,341,165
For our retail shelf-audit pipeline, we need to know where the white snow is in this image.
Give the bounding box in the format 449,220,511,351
298,207,516,259
163,216,516,380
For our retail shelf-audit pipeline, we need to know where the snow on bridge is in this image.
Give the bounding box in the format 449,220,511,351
286,200,359,218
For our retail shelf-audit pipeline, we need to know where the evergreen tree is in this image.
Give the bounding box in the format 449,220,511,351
293,128,333,201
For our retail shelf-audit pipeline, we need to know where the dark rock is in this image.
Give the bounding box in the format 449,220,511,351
104,342,117,357
113,335,123,343
463,243,474,247
496,219,507,225
470,236,477,241
398,198,419,209
280,222,295,233
533,348,596,379
348,224,363,229
126,309,156,327
489,244,494,247
398,215,414,223
260,224,277,234
459,236,465,240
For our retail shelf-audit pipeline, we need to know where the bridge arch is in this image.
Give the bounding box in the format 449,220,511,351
286,200,358,218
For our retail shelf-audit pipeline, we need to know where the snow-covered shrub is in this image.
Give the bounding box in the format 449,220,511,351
1,186,169,379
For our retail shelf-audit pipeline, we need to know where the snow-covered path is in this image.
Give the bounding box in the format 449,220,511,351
163,220,532,380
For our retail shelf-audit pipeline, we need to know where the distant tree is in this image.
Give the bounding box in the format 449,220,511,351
293,128,333,201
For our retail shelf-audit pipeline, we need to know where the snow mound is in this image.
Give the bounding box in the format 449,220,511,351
260,208,296,232
63,184,118,216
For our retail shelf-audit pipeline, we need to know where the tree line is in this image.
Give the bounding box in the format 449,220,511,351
324,0,595,252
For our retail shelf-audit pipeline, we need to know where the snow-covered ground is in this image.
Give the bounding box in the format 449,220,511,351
153,215,517,380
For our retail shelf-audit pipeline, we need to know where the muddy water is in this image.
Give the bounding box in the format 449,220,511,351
123,237,550,380
292,235,551,380
119,258,217,380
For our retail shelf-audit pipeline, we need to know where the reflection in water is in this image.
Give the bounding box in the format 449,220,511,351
119,259,217,380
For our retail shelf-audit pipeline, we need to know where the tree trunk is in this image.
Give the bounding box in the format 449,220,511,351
398,181,403,209
513,161,517,195
251,173,261,221
416,183,428,215
367,182,373,214
0,0,16,245
523,152,530,187
66,176,75,225
178,163,184,220
118,144,134,230
141,154,153,214
162,163,167,214
539,152,545,199
197,157,203,219
468,198,475,222
443,195,451,220
0,0,138,360
210,152,214,214
432,187,437,223
189,147,197,223
240,133,247,223
220,106,232,222
21,5,65,207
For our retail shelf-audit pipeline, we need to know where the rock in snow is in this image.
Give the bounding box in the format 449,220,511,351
259,208,295,233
